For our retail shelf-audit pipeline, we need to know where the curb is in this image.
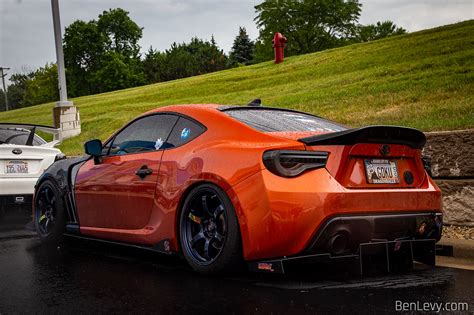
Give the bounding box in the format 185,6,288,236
438,237,474,259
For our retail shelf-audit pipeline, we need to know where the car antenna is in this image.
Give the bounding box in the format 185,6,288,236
247,99,262,107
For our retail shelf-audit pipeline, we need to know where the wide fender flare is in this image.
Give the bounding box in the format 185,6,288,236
173,172,249,252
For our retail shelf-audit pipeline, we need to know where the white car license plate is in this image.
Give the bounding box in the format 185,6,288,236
5,160,29,174
364,159,399,184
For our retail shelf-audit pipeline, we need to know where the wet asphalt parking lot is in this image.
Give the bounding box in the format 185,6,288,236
0,219,473,314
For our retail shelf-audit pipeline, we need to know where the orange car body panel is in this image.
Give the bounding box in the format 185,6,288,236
73,104,442,261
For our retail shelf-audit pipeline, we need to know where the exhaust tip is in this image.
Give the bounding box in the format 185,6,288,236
328,233,349,255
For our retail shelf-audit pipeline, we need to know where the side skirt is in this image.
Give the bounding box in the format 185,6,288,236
63,232,175,256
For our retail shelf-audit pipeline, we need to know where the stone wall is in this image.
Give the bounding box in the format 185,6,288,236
424,129,474,226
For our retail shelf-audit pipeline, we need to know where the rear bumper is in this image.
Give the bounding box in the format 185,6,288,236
0,177,38,195
0,194,33,216
230,168,442,261
305,212,442,255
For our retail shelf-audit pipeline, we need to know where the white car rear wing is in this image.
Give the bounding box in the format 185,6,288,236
0,123,61,144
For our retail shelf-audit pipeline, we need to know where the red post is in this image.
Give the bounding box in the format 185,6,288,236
272,32,287,64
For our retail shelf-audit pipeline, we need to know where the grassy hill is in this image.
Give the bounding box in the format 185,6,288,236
1,20,473,155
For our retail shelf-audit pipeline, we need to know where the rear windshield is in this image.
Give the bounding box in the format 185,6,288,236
0,129,46,146
223,109,347,133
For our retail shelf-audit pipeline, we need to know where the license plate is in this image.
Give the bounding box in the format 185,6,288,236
364,159,399,184
5,160,29,174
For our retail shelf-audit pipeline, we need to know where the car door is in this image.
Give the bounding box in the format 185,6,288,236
74,114,178,230
154,117,207,221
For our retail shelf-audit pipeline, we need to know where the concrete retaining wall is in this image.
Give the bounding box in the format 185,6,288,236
424,129,474,226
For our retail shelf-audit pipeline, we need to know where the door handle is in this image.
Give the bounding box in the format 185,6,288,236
135,165,153,179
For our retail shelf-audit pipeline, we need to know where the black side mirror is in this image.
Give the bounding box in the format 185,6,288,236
84,139,103,164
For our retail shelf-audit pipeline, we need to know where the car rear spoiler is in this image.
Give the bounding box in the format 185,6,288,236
0,123,61,144
298,125,426,149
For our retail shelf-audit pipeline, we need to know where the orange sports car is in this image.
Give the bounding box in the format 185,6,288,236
33,102,443,274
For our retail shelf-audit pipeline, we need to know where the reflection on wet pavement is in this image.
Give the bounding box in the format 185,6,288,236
0,234,473,313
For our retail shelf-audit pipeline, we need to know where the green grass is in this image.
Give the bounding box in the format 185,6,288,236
1,20,473,155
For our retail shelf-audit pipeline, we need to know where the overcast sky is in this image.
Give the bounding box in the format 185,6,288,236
0,0,472,81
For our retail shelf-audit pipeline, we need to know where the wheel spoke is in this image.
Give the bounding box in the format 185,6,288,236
213,204,224,219
39,217,47,233
203,238,211,259
190,231,205,247
201,195,212,216
45,218,50,231
44,188,52,204
214,232,224,243
212,233,224,250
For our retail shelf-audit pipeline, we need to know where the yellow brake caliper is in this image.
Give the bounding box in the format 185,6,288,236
188,213,202,224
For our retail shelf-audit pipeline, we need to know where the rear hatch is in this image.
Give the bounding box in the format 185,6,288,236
299,126,428,188
0,145,60,179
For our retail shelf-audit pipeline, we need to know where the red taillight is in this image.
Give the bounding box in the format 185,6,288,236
262,150,328,178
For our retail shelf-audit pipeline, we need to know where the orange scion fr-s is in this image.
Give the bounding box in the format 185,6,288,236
33,102,442,274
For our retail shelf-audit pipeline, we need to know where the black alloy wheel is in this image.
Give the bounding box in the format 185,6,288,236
180,184,242,273
34,180,66,243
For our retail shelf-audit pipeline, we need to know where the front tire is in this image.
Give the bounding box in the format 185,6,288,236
34,180,66,244
179,184,243,274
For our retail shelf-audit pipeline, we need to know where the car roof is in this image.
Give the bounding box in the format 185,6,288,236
145,104,220,115
143,104,229,126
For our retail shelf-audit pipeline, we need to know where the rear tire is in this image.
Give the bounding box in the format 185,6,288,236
34,180,66,244
179,184,243,274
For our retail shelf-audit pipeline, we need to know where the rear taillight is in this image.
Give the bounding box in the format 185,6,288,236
263,150,328,178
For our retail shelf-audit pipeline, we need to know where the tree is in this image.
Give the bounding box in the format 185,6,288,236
192,36,227,74
91,52,144,91
254,0,362,60
356,21,407,42
1,65,58,109
63,20,106,96
254,39,274,63
228,27,255,66
144,38,228,83
6,72,34,109
23,63,59,106
143,47,167,83
63,8,145,96
97,8,143,59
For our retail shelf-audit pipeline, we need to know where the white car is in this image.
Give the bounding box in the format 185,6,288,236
0,124,65,217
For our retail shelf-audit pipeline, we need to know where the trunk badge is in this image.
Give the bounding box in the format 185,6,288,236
380,145,390,156
12,148,22,155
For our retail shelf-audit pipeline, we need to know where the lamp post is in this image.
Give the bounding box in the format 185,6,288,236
51,0,81,140
0,67,10,111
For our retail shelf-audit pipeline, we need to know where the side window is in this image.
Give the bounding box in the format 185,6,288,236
108,114,178,155
167,117,206,148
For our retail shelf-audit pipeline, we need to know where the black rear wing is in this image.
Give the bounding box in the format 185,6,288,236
298,126,426,149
